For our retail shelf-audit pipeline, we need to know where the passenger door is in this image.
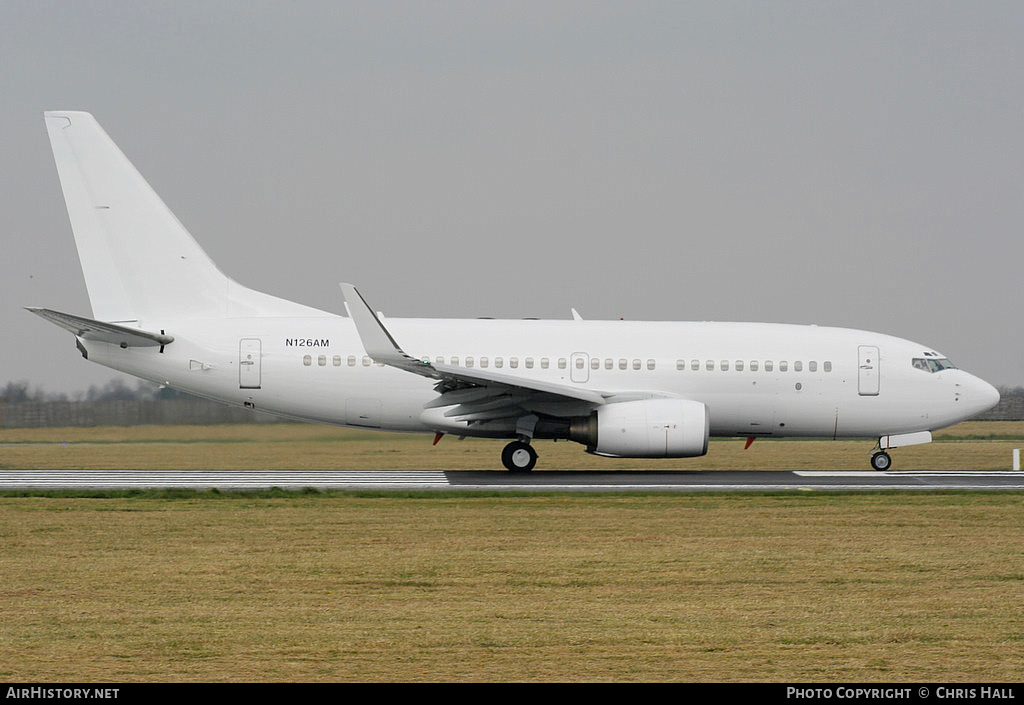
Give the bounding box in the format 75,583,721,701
858,345,879,396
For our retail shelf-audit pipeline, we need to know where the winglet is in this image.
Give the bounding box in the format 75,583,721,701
340,283,609,406
339,284,437,378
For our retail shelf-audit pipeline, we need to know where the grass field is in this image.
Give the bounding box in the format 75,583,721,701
1,420,1023,471
1,422,1023,682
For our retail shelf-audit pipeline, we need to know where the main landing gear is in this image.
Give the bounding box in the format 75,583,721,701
501,440,538,472
501,415,540,472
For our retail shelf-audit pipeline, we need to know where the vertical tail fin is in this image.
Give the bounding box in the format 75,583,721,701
44,111,323,323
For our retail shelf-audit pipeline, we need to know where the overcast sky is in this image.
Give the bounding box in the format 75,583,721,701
2,1,1022,392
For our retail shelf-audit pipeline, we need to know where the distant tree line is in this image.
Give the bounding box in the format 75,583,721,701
992,386,1024,398
0,379,192,403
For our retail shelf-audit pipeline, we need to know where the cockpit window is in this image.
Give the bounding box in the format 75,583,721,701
912,357,957,373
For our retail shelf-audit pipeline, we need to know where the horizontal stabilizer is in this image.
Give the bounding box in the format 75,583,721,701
26,307,173,348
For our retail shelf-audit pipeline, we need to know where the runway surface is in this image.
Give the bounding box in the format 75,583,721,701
2,469,1024,492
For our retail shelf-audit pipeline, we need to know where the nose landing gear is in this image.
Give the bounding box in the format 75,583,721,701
870,451,892,472
868,431,932,471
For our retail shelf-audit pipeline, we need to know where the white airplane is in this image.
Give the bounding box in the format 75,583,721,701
29,111,1000,472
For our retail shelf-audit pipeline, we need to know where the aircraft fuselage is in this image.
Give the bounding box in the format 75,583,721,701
84,315,996,441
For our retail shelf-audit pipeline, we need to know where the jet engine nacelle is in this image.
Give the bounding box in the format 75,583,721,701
570,398,710,458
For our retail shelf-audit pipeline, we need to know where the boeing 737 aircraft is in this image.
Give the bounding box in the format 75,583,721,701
29,111,1000,471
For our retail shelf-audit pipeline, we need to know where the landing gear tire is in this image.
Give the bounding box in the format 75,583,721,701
870,451,892,472
502,441,538,472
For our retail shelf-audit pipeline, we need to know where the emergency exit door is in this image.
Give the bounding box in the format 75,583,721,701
570,352,590,383
239,338,262,389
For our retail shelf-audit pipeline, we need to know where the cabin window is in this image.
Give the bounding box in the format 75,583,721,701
303,355,312,366
780,361,788,372
676,359,685,370
542,358,551,369
750,360,759,371
691,360,700,371
794,361,802,372
317,355,326,366
735,360,744,371
558,358,567,369
633,359,642,370
362,356,372,367
525,358,534,369
465,357,474,368
605,358,613,370
333,355,342,367
720,360,729,371
765,361,774,372
591,358,601,370
647,359,656,370
348,355,357,367
706,360,714,371
509,357,519,369
824,361,832,372
809,361,817,372
495,357,503,368
575,357,585,370
619,359,628,370
480,357,489,368
450,356,459,366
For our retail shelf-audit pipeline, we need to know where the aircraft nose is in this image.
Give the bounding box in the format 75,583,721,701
966,375,1000,416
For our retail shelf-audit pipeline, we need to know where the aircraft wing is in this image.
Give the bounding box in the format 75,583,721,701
341,284,610,423
26,307,173,348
